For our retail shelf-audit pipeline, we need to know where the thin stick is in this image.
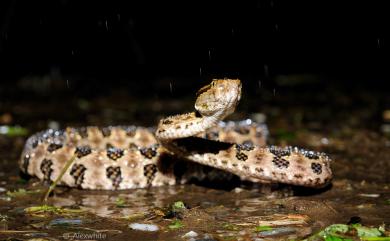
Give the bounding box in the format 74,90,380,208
0,230,38,233
43,155,76,202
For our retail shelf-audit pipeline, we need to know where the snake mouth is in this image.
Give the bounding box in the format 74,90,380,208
196,83,213,97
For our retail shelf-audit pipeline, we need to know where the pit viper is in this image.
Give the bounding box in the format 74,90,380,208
19,79,332,189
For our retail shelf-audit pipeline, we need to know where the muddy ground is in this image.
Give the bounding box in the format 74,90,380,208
0,77,389,240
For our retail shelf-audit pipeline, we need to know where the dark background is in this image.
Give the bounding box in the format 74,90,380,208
0,0,388,99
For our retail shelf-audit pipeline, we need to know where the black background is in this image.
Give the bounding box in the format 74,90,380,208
0,0,388,97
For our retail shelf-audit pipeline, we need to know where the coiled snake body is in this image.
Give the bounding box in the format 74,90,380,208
19,79,332,189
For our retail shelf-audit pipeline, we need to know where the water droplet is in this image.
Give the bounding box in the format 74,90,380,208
258,80,261,88
264,65,269,77
169,82,173,93
273,88,276,96
199,67,202,77
105,20,109,31
66,79,69,88
208,49,212,60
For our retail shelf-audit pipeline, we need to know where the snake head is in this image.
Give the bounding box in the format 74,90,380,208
195,79,242,118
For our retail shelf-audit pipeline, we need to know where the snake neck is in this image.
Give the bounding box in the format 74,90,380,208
200,110,226,130
155,110,227,141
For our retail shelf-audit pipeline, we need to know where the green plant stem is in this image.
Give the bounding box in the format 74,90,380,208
43,155,76,202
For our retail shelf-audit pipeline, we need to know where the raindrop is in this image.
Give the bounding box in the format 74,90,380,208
117,14,121,21
273,88,276,96
105,20,109,31
231,28,235,36
71,50,74,55
257,0,261,8
66,79,69,88
258,80,261,88
208,49,212,60
377,38,381,48
199,67,202,77
169,82,173,93
275,24,279,31
264,65,269,77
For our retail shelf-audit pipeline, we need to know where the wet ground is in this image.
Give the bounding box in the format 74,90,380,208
0,76,389,240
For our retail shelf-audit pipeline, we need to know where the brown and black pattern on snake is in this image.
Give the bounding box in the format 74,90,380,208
124,126,137,137
106,166,122,189
272,156,290,169
268,146,292,157
22,154,30,173
144,164,158,185
235,143,254,161
100,127,112,137
70,164,87,188
75,145,92,158
140,145,158,159
47,143,63,153
40,158,53,182
106,147,124,161
77,127,88,138
311,162,322,174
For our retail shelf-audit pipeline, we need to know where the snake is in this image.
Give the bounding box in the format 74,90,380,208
19,79,332,190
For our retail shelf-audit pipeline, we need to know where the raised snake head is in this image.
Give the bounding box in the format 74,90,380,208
195,79,242,119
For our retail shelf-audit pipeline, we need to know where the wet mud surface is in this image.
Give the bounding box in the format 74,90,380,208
0,79,389,240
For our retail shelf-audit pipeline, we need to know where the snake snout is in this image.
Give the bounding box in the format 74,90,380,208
195,79,242,117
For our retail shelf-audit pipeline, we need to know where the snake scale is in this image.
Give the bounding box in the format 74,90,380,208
19,79,332,190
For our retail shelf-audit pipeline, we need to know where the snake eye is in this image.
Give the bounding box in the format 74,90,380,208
196,83,212,97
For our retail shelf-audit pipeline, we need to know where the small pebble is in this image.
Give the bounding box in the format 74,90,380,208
358,193,380,198
256,227,296,237
23,232,49,238
0,126,8,134
129,223,159,232
182,231,198,238
49,218,82,226
0,196,11,201
234,187,244,193
321,137,329,145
